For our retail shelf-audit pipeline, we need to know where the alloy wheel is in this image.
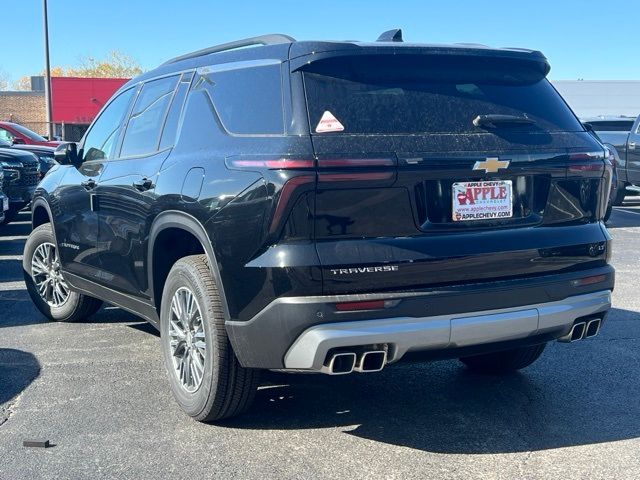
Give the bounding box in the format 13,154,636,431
31,242,70,307
168,287,207,393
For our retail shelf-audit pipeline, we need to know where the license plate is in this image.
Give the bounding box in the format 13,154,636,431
452,180,512,222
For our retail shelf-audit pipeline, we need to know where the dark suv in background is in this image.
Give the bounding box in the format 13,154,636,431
0,147,39,224
24,30,614,421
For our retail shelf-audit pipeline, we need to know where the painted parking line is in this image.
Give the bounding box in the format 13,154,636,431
615,207,640,216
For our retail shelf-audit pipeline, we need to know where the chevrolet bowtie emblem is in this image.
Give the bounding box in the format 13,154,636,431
473,157,510,173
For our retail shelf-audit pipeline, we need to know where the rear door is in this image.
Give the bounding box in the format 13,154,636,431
301,53,609,294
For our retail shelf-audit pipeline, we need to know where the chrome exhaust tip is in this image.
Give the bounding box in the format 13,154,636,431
584,318,601,339
558,321,587,343
354,350,387,373
321,352,356,375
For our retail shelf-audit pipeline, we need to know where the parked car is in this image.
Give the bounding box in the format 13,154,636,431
0,166,8,224
24,30,614,421
0,121,62,147
0,140,58,178
0,148,39,224
583,115,640,204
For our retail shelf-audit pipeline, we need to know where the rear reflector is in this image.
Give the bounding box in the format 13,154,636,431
335,300,386,311
227,158,314,169
571,274,607,287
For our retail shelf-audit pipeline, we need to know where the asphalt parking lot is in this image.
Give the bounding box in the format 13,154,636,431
1,202,639,480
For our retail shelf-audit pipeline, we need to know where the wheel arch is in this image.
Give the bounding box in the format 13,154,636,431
148,211,230,321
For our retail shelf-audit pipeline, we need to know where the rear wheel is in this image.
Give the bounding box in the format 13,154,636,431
24,224,102,321
459,343,546,374
160,254,260,422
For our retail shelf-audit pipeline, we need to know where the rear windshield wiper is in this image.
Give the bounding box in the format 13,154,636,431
473,114,537,129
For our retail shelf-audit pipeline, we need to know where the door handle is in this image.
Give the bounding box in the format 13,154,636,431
81,179,97,190
629,142,636,151
133,178,154,191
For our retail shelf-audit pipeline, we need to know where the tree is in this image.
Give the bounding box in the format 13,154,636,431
66,51,142,78
10,50,142,90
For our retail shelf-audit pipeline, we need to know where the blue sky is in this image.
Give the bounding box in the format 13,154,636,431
3,0,637,83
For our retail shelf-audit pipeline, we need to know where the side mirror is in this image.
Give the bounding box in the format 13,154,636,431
54,142,80,166
583,122,594,133
11,137,25,145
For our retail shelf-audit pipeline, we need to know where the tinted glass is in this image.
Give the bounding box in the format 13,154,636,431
589,121,635,132
159,75,191,150
201,63,284,134
0,128,14,143
82,88,135,161
120,75,179,157
303,55,582,134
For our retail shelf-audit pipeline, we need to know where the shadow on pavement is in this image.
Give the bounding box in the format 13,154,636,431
0,348,41,405
225,307,640,454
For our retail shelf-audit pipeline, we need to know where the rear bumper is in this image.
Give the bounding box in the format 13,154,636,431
283,289,611,370
226,265,614,369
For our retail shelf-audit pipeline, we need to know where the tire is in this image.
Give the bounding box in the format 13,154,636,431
612,183,626,206
459,343,546,374
160,254,260,422
23,223,103,322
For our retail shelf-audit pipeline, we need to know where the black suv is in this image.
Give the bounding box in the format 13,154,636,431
24,30,615,421
0,147,39,224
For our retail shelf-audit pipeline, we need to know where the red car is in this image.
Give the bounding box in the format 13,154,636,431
0,121,62,147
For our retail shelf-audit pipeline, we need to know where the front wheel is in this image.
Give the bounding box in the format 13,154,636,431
24,224,102,321
459,343,546,374
160,255,260,422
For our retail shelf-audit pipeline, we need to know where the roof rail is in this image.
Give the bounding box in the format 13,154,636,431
377,29,403,42
162,34,296,65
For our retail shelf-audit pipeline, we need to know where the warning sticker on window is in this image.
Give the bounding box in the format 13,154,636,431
315,111,345,133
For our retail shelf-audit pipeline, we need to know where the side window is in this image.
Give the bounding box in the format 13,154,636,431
159,72,193,150
120,75,179,157
82,88,135,161
0,128,14,143
200,63,284,134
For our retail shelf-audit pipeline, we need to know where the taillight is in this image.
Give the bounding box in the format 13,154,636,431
226,158,314,170
317,157,396,182
317,158,395,168
269,175,314,234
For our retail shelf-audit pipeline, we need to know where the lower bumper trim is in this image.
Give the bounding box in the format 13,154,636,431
283,290,611,371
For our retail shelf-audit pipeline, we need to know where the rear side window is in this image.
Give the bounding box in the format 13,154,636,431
588,121,635,132
159,72,192,150
197,63,284,134
120,75,179,157
303,55,583,135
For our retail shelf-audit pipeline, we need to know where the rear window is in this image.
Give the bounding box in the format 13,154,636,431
587,120,635,132
303,55,583,135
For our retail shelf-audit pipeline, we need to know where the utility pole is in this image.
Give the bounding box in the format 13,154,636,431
43,0,54,140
